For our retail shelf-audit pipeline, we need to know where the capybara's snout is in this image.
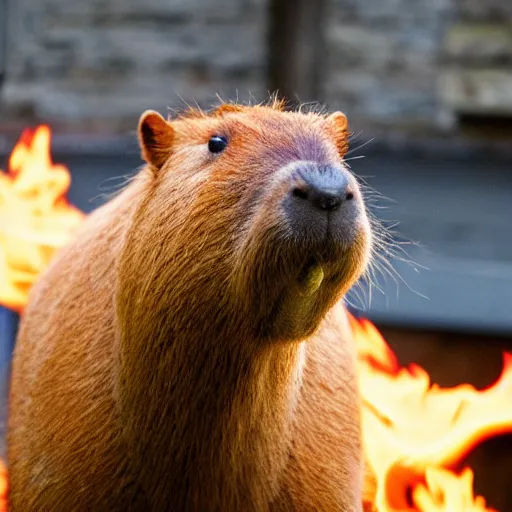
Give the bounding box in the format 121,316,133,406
290,162,353,211
281,160,365,254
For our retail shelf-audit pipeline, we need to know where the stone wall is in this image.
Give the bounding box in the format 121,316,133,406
325,0,512,132
1,0,267,132
1,0,511,136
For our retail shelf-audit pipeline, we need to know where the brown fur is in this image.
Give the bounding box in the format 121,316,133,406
8,102,372,511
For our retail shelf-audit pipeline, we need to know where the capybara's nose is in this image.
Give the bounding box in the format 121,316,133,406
291,163,353,213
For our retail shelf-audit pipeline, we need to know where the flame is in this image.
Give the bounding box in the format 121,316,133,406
0,461,7,512
0,126,85,312
412,468,496,512
351,314,510,511
0,126,511,511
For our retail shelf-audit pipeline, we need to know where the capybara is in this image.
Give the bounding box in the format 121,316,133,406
8,100,372,511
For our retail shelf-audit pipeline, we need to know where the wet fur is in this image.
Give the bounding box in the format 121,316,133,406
8,102,371,511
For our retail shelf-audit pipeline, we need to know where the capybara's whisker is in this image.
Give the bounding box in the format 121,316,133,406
346,137,375,156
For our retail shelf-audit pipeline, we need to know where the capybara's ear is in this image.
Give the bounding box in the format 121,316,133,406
138,110,174,171
214,103,244,116
326,111,350,158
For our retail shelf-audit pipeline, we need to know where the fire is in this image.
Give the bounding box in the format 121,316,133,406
0,461,6,512
0,126,84,312
351,314,510,511
1,126,511,511
412,467,495,512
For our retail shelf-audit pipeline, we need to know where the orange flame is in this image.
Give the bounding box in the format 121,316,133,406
351,314,509,511
0,126,84,312
0,461,7,512
0,126,511,511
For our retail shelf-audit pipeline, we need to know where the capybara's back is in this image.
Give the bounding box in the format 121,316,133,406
8,101,372,511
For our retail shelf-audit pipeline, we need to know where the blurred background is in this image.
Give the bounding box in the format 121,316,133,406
0,0,511,508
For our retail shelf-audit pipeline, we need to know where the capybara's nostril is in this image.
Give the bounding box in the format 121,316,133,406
292,186,310,201
307,186,344,211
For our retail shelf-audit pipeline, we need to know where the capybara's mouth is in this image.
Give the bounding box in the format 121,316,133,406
263,249,356,340
295,245,354,297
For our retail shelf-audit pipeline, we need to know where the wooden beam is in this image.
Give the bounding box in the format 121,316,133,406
266,0,327,105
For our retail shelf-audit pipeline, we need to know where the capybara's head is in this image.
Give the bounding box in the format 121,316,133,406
119,101,371,343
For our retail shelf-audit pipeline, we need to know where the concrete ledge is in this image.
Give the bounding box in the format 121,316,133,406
350,254,512,336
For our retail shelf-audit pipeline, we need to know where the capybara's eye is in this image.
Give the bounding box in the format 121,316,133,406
208,136,228,154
